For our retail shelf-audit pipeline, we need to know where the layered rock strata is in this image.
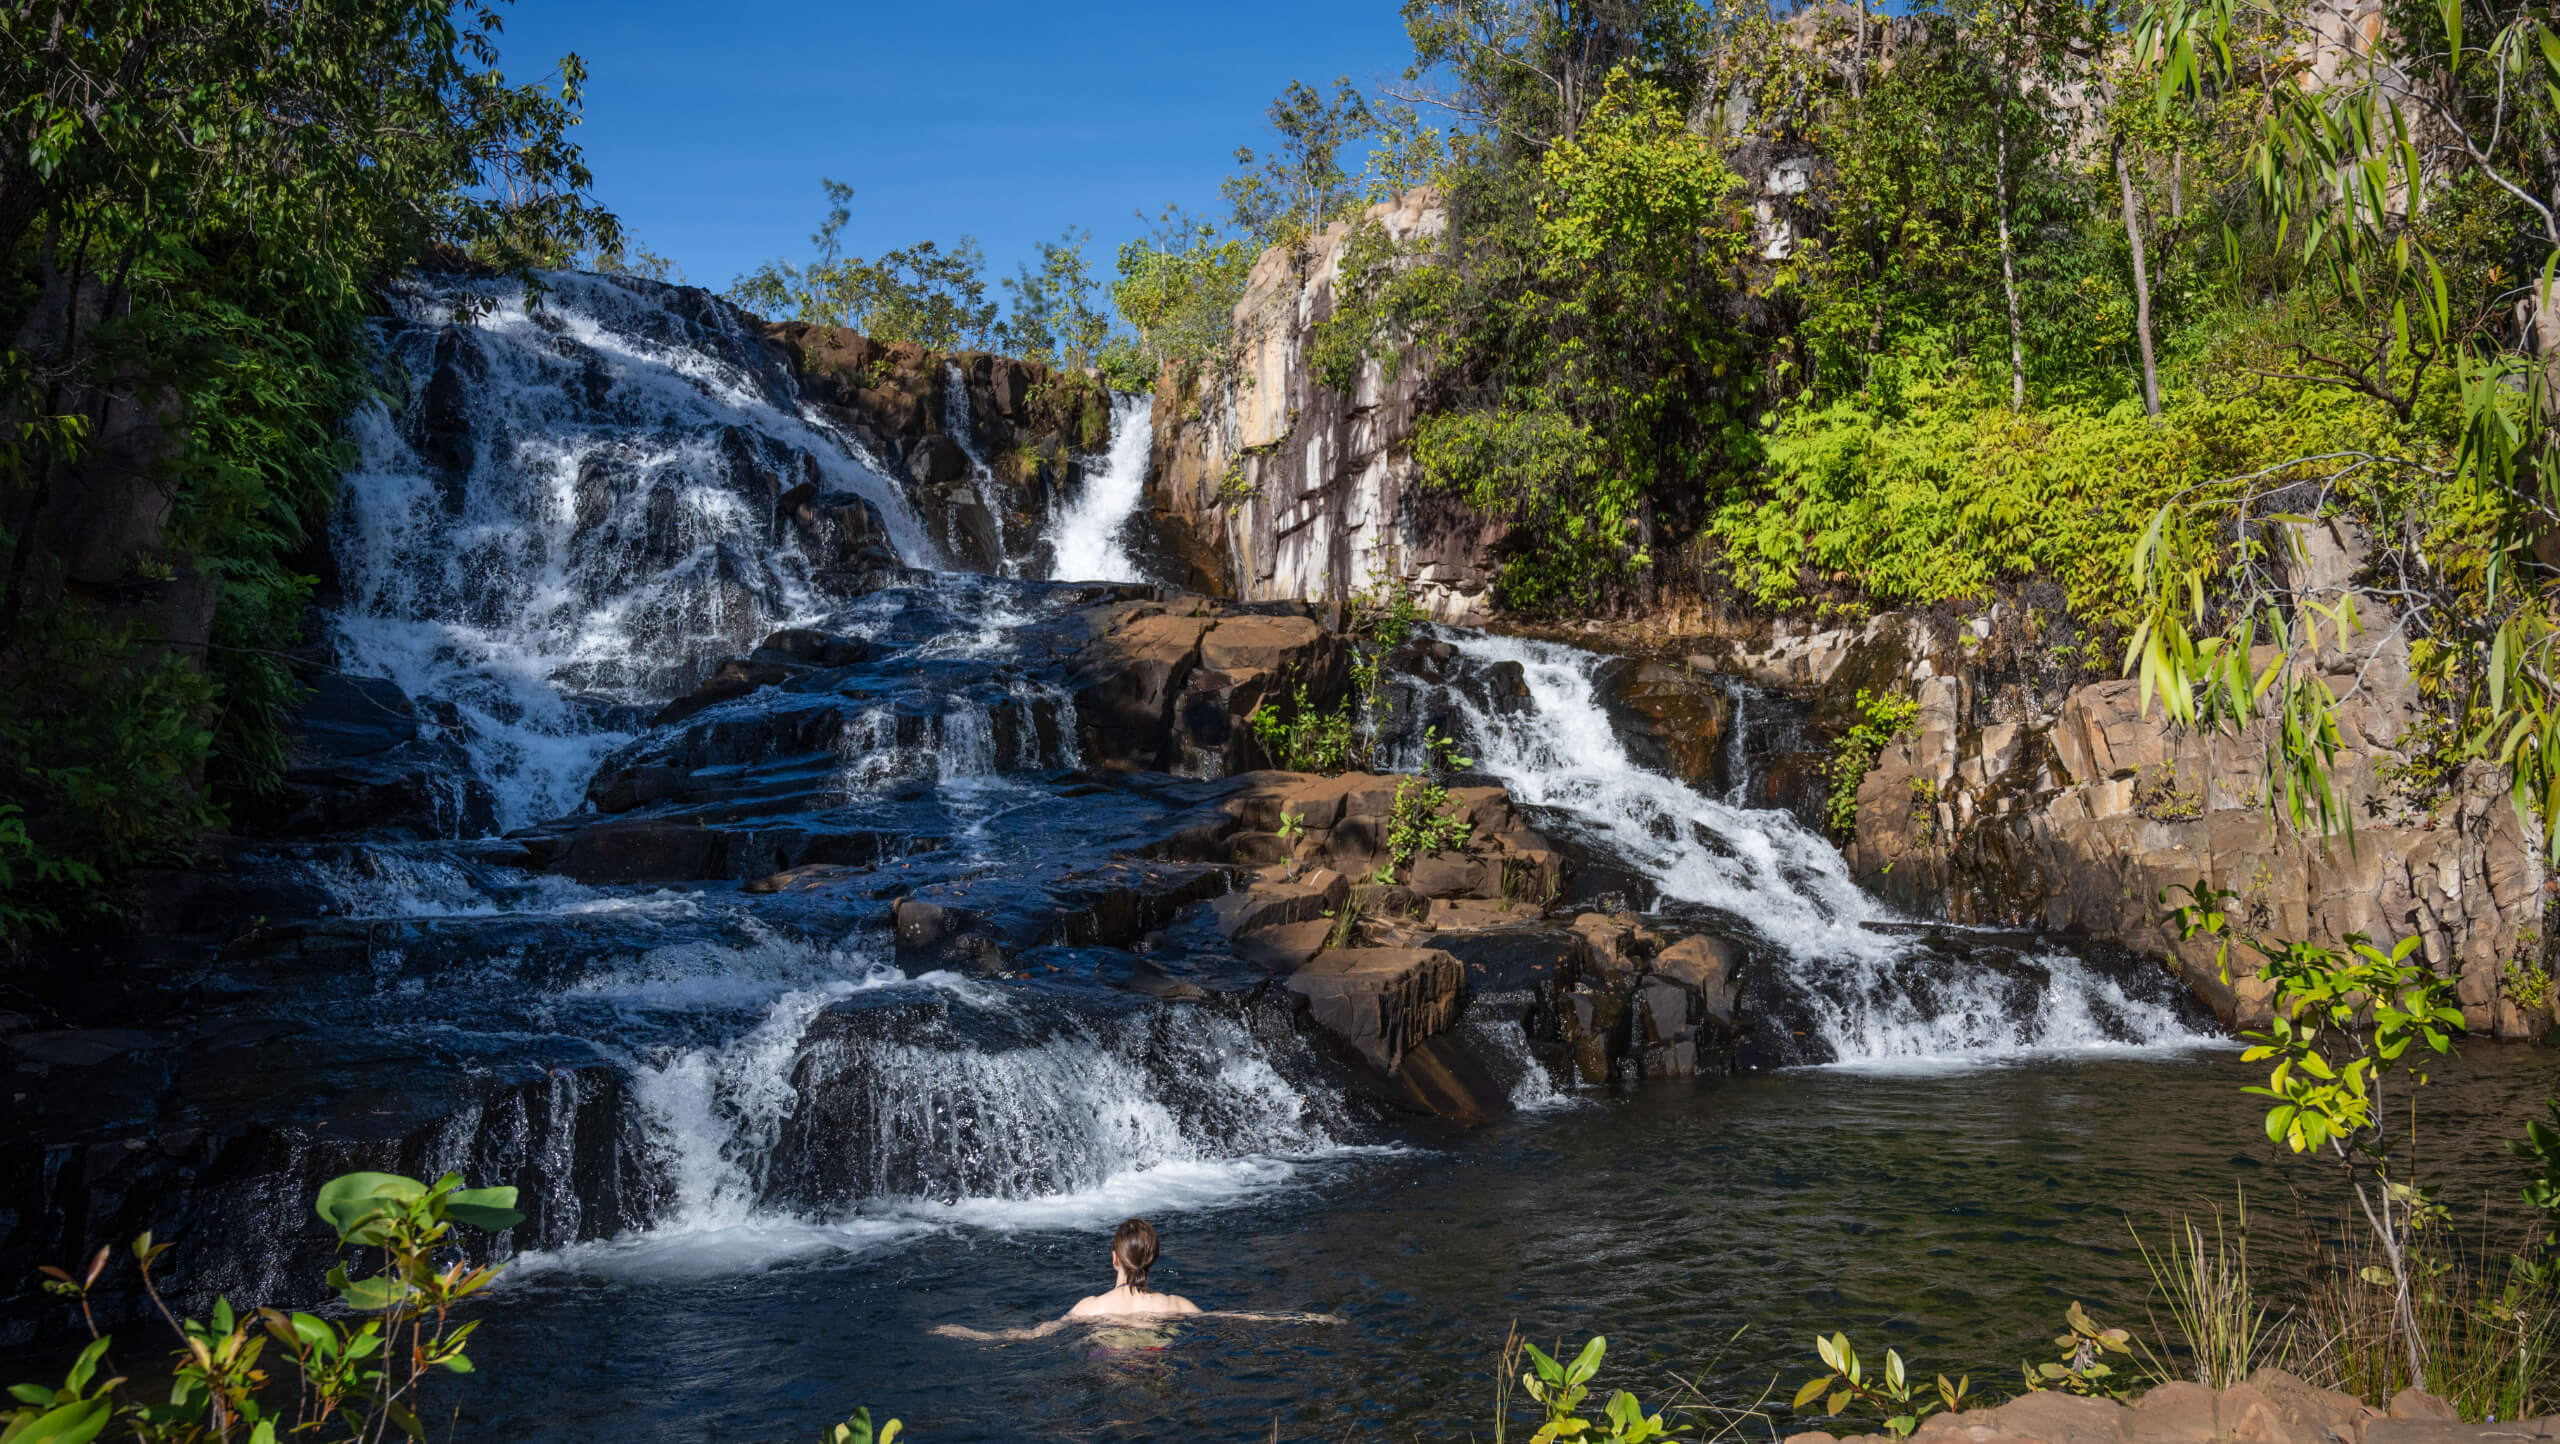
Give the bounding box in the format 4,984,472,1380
1144,188,1505,617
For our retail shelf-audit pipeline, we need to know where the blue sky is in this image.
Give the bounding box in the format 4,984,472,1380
496,1,1419,310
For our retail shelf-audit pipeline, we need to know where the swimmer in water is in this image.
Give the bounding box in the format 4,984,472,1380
1064,1219,1200,1321
932,1218,1333,1342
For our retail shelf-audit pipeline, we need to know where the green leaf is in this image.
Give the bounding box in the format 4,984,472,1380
1568,1335,1606,1384
442,1183,524,1234
325,1265,397,1313
6,1398,111,1444
314,1172,424,1241
1794,1378,1832,1410
64,1339,108,1397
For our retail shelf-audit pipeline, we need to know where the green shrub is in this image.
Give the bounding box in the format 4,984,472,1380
1249,685,1355,774
1380,774,1475,884
1709,376,2421,630
10,1171,521,1442
1823,689,1919,836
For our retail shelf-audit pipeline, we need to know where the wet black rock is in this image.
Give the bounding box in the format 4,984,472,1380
246,675,496,840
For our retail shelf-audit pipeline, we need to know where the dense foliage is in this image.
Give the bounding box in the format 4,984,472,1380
0,0,616,941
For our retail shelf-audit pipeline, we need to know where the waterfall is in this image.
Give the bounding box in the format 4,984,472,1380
1047,393,1155,583
1429,632,2212,1064
517,966,1350,1280
939,362,1021,577
331,272,925,828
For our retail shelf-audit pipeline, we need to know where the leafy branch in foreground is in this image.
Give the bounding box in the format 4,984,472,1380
1513,1334,1683,1443
11,1170,522,1443
2164,881,2464,1394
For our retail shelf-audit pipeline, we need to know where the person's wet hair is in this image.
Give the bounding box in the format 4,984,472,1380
1112,1218,1159,1289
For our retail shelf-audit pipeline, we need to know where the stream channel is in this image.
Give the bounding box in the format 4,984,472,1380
9,272,2555,1441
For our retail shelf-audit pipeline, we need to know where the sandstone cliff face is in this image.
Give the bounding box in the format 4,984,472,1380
1704,520,2547,1037
1144,188,1505,619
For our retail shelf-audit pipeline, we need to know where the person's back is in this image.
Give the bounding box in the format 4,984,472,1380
1065,1218,1200,1320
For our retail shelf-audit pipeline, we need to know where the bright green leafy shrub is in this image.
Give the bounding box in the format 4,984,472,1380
1824,689,1919,836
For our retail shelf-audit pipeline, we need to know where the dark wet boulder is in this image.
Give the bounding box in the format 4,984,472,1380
1592,657,1734,792
755,628,870,668
784,492,914,598
294,675,420,759
650,627,875,726
248,675,495,841
1383,1029,1515,1124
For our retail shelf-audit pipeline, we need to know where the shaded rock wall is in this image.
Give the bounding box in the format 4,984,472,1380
1144,188,1506,618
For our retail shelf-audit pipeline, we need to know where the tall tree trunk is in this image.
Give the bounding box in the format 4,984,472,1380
1852,0,1868,100
1994,86,2026,411
2117,139,2162,417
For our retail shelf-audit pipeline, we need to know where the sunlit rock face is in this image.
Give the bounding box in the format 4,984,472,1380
1144,187,1505,622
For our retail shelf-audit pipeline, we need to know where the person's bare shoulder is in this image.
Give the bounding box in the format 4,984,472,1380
1161,1293,1202,1315
1063,1293,1107,1319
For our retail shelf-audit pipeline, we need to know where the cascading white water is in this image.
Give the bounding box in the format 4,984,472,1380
1433,632,2211,1064
1046,393,1154,583
939,362,1022,577
534,965,1353,1279
331,272,925,829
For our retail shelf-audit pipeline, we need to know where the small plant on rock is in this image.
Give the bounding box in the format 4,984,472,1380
1250,684,1355,774
1824,689,1919,837
2022,1302,2134,1396
2504,959,2554,1014
1323,889,1369,950
1514,1335,1683,1443
1381,775,1474,884
1792,1332,1972,1438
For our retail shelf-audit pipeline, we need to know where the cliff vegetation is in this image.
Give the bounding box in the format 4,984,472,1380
0,0,616,941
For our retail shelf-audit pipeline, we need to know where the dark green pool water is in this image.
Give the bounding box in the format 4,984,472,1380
462,1042,2559,1442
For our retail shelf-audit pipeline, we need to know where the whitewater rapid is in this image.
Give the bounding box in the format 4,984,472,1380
1429,631,2214,1065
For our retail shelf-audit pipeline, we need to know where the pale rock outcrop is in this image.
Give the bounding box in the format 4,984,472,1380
1788,1373,2544,1444
1145,188,1504,620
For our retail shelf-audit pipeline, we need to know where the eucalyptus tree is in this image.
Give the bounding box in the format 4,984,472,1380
728,179,999,349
